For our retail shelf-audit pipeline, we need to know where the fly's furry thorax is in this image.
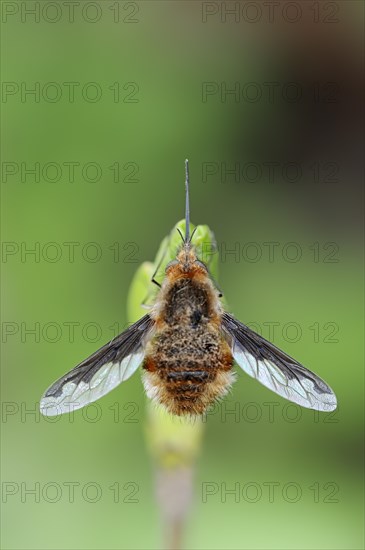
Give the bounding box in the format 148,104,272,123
151,243,222,324
143,243,234,416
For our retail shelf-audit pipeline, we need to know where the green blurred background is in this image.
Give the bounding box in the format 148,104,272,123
1,1,364,549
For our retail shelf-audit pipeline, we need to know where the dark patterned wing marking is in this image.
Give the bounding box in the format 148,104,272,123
222,313,337,411
40,314,154,416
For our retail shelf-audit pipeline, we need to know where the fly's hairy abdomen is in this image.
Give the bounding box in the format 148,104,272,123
143,276,234,415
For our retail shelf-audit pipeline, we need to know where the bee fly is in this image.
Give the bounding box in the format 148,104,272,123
40,160,337,417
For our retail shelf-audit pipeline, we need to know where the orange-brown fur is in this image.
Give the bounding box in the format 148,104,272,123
142,246,234,416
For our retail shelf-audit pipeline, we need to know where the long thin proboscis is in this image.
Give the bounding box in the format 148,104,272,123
184,159,190,242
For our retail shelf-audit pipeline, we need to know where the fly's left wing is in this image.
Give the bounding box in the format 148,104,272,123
222,312,337,411
40,314,154,416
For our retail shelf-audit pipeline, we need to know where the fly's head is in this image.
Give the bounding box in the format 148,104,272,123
165,242,208,281
162,159,211,286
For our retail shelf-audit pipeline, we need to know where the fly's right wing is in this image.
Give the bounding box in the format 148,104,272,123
222,313,337,412
40,314,154,416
